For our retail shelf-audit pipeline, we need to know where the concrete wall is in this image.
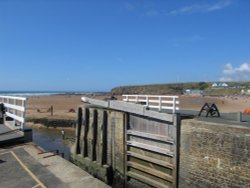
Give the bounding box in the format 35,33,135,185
180,119,250,188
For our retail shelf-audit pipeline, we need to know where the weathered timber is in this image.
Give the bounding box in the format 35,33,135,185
90,109,98,161
96,110,108,165
127,141,174,157
81,97,173,122
172,113,181,188
75,107,82,154
127,151,174,169
74,99,180,187
127,161,173,182
127,130,174,144
101,111,108,165
82,108,89,157
127,171,169,188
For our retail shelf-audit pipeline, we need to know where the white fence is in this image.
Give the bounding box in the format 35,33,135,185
123,94,179,113
0,96,26,130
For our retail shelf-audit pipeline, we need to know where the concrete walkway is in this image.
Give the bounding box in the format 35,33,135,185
0,143,110,188
0,124,24,145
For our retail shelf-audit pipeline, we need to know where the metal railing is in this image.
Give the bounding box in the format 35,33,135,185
122,94,179,113
0,96,26,130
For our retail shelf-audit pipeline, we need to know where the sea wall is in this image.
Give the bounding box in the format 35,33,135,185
27,118,76,128
180,119,250,188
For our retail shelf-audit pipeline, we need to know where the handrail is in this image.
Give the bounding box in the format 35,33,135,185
122,94,179,113
0,95,26,130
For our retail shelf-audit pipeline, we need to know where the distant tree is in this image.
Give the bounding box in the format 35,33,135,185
198,82,209,90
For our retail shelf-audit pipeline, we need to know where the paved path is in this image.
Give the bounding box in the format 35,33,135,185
0,143,110,188
0,124,24,145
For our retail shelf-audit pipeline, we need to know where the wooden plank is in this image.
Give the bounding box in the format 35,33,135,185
128,161,173,182
127,171,170,188
123,94,178,98
101,111,108,165
81,97,174,122
0,96,26,101
127,151,174,169
91,109,98,161
5,112,24,123
75,107,82,154
81,97,109,108
82,108,89,157
127,130,174,144
88,109,94,160
127,141,173,157
124,113,129,187
172,113,181,188
3,103,25,112
96,110,103,164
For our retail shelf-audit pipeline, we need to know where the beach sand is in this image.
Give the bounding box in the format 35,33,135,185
26,94,250,122
26,94,113,121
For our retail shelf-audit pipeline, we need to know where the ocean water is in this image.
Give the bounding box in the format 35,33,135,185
0,91,94,97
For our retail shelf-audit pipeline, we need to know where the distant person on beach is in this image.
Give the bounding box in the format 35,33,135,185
61,129,65,139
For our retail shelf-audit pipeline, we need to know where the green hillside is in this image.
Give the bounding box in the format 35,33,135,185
111,82,250,95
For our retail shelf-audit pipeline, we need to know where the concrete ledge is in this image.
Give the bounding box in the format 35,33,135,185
70,154,113,185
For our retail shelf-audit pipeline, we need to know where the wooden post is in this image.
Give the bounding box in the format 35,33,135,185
51,105,53,116
89,109,98,161
75,107,82,154
124,112,129,187
172,113,181,188
82,108,89,157
173,97,176,113
159,96,162,112
22,99,26,130
14,99,17,126
101,111,108,165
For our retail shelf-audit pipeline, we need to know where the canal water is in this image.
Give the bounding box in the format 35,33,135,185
32,128,75,160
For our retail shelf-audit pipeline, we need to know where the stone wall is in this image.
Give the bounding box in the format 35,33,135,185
180,119,250,188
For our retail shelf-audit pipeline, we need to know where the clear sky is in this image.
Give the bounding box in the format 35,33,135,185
1,0,250,91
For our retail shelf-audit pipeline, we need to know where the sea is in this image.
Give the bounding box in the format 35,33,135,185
0,91,107,97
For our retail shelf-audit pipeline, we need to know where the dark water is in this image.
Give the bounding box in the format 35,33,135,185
32,128,75,160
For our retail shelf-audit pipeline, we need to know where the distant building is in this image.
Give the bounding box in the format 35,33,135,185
241,89,250,94
230,84,247,89
211,82,229,88
212,83,218,87
185,89,206,95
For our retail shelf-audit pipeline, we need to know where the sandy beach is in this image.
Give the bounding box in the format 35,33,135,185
26,94,250,122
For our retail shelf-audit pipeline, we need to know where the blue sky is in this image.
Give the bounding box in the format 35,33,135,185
1,0,250,91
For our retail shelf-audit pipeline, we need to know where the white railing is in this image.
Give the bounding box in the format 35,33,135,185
122,94,179,113
0,96,26,130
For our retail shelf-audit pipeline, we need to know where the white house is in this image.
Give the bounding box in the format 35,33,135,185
212,83,218,87
212,82,229,88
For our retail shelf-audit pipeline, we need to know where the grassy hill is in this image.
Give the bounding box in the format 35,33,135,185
111,82,250,95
